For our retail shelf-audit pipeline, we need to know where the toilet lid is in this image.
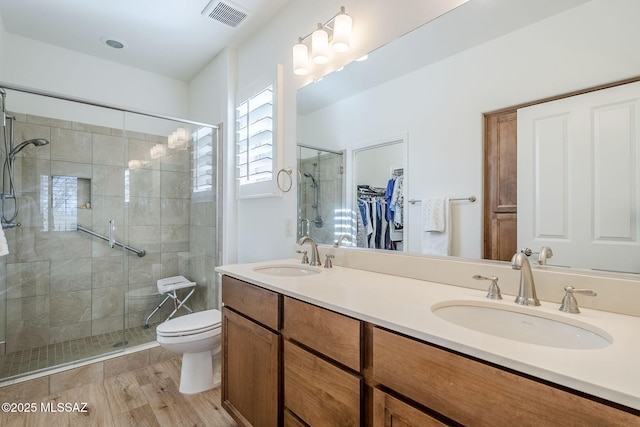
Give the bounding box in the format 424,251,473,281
156,309,222,337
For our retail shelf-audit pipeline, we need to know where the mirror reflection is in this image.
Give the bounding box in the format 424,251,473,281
354,141,405,251
296,145,344,244
296,0,640,274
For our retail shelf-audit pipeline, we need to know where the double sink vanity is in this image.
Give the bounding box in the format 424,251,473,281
216,246,640,426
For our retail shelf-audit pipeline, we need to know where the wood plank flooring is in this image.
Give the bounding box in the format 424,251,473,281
0,357,237,427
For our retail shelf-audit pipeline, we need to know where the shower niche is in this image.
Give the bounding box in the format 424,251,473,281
50,175,91,231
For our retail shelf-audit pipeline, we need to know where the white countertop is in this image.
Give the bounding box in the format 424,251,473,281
216,259,640,411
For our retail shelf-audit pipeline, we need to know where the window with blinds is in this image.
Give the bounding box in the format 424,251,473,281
192,126,215,199
236,85,274,186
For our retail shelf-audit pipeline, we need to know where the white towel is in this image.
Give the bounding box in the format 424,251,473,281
423,197,446,232
421,197,451,256
0,226,8,257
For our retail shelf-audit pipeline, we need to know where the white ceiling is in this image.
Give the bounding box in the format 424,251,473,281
0,0,293,81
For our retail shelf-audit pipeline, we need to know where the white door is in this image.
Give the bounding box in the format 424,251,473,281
518,81,640,273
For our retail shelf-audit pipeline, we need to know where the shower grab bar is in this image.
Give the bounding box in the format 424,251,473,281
77,224,146,257
108,219,115,248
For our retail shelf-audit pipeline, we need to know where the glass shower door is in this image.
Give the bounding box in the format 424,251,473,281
123,112,219,331
297,145,345,245
0,88,128,379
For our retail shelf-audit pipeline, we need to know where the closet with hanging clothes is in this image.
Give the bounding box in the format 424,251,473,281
356,168,404,250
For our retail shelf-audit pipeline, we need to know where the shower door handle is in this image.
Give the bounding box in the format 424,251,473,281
108,220,116,248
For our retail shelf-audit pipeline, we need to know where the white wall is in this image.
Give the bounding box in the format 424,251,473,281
0,33,189,118
189,48,238,265
296,0,640,259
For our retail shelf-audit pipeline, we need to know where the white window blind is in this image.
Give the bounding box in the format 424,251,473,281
236,85,274,186
192,126,215,197
235,65,283,199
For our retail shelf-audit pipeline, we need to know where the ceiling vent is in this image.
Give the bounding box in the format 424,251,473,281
201,1,249,28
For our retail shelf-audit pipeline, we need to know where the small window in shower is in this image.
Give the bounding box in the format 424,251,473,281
192,126,214,202
51,176,91,231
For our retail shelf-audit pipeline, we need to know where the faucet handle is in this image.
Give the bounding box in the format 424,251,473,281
296,250,309,264
521,246,553,265
559,285,597,314
324,254,335,269
472,275,502,300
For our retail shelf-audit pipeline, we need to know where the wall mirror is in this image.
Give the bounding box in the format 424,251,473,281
296,145,344,244
295,0,640,275
352,140,405,251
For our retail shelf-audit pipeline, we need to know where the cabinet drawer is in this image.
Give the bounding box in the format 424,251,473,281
373,388,448,427
373,327,638,427
222,275,279,330
284,340,361,427
284,296,361,371
283,409,306,427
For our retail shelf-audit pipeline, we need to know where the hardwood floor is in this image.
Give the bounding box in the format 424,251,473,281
0,357,237,427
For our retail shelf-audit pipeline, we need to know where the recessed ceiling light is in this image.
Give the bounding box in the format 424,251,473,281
100,36,126,49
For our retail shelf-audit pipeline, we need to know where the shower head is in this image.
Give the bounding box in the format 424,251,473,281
303,172,317,187
7,138,49,159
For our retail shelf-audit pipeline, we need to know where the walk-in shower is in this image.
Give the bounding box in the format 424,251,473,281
297,144,344,244
0,84,220,381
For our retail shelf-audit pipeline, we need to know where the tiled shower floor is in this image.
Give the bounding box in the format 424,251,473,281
0,323,159,380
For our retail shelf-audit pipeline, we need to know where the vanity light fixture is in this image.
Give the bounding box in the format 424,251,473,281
332,10,352,53
150,143,166,159
292,38,309,75
292,6,352,75
168,127,189,151
128,159,141,169
311,23,329,64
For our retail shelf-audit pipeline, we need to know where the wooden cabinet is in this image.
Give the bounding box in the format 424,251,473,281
283,296,363,426
284,340,361,426
222,275,279,330
221,276,281,427
373,388,448,427
283,296,361,371
222,276,639,426
372,327,639,427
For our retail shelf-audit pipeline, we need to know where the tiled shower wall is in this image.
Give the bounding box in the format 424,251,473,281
0,111,215,354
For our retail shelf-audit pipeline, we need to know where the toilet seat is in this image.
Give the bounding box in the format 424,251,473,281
157,309,221,337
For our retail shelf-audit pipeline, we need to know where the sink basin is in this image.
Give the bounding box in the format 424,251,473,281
253,264,321,277
432,300,612,349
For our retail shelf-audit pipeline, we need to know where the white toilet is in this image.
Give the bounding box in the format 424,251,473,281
156,308,222,394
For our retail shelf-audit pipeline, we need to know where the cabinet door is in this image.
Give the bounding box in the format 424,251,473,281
222,307,280,427
284,340,361,427
373,388,448,427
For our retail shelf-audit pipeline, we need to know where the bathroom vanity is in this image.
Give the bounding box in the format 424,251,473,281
217,254,640,426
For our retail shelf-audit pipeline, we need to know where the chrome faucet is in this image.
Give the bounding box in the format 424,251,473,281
334,234,353,247
537,246,553,265
298,236,322,266
511,252,541,306
521,246,553,265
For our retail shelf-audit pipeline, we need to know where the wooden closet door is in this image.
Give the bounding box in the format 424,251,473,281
484,110,518,261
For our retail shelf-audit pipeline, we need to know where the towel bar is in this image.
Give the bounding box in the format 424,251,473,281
409,196,476,205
